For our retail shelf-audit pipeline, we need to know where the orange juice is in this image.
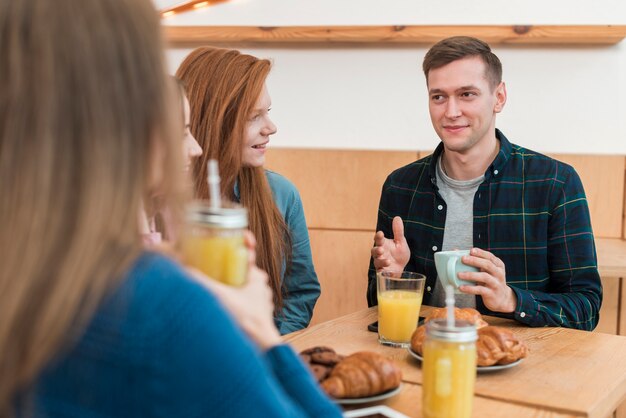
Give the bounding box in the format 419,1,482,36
182,235,248,286
422,319,476,418
378,290,423,344
183,203,248,287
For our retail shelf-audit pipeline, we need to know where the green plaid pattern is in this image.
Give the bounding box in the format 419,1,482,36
367,129,602,331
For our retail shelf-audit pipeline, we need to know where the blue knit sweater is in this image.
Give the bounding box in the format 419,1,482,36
25,253,341,417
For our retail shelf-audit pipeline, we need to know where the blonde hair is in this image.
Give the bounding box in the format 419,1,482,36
176,47,291,311
0,0,184,414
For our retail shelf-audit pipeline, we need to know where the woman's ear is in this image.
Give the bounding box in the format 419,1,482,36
147,135,165,194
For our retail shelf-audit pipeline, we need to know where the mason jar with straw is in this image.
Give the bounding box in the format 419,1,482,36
181,159,249,286
422,285,477,418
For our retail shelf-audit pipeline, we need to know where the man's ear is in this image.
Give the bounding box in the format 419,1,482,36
493,81,507,114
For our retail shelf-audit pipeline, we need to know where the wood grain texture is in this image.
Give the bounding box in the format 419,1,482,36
265,148,418,230
342,381,580,418
286,307,626,418
164,25,626,46
308,229,373,325
596,276,620,335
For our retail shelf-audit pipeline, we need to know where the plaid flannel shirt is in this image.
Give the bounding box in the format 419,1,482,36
367,129,602,331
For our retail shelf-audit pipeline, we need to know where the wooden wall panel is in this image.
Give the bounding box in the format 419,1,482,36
308,229,373,325
596,276,620,334
595,238,626,279
551,154,625,239
417,150,433,159
266,149,418,230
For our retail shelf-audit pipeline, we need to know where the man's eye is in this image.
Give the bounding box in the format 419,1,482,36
431,95,444,102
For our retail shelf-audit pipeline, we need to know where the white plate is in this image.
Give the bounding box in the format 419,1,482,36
407,347,522,373
333,383,403,405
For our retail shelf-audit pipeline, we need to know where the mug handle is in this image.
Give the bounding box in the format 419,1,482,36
447,256,459,288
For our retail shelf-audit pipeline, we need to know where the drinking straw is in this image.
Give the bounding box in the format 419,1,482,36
445,284,455,328
207,159,221,210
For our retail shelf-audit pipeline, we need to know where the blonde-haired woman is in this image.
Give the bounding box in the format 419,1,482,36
142,78,202,245
0,1,340,417
177,47,320,334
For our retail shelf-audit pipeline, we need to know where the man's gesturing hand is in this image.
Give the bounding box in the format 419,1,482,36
371,216,411,272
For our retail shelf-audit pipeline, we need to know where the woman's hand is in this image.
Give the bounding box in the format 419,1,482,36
186,231,282,350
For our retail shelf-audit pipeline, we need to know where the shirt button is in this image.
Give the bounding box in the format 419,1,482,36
494,169,499,175
437,204,443,210
426,286,432,292
432,246,438,252
520,312,526,318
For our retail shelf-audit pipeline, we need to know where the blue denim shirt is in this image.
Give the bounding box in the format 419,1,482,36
236,170,320,334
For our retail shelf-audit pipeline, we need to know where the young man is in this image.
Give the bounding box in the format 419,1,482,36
367,36,602,330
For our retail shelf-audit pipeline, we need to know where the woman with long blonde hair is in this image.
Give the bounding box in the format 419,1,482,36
0,1,340,416
177,47,320,334
141,78,202,245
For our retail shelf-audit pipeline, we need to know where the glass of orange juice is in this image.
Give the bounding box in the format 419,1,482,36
377,271,426,347
181,201,249,286
422,318,477,418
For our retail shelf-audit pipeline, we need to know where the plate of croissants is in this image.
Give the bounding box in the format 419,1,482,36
300,346,403,404
408,307,529,372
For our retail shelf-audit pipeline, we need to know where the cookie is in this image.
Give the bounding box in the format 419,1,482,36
310,364,331,382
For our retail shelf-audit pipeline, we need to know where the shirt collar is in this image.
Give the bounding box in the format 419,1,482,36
233,179,241,202
428,128,512,184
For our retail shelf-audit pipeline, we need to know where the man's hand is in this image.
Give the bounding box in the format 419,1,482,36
457,248,517,313
371,216,411,272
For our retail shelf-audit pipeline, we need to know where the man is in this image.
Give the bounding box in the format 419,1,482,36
367,36,602,330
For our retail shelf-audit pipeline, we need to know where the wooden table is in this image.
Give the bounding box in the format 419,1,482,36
353,381,578,418
284,307,626,418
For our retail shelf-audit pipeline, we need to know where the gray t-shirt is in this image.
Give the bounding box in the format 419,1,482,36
431,156,484,308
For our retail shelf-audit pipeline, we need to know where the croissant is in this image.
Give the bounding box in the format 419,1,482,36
321,351,402,398
425,307,489,329
476,326,528,366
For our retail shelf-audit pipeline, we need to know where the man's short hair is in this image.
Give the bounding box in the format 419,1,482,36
422,36,503,89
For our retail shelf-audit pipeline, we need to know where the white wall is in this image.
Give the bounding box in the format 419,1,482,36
162,0,626,154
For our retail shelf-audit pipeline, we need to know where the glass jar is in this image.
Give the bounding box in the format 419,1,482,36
422,318,477,418
181,202,248,286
